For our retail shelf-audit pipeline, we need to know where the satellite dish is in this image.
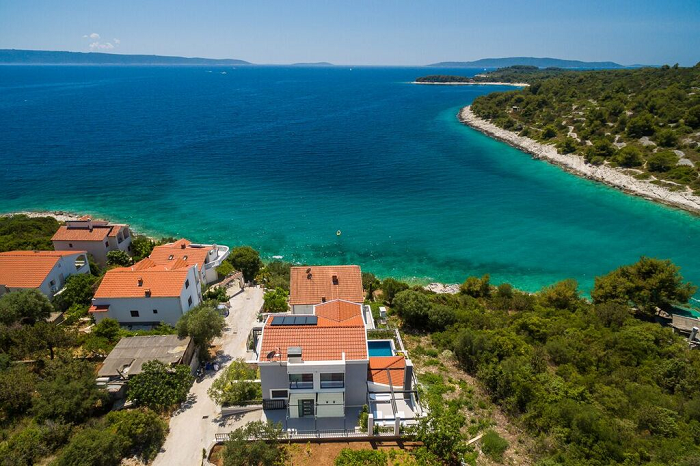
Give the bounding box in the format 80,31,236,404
266,350,277,360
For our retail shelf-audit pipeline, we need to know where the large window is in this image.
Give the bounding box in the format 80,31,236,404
320,373,344,389
289,373,313,389
130,310,139,318
270,389,288,399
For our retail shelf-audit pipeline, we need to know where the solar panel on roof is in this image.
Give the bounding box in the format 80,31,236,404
282,316,295,325
306,316,318,325
293,316,306,325
271,316,284,326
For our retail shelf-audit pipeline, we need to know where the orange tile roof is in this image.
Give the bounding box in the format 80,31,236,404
368,356,406,387
107,225,127,237
94,267,191,298
314,300,366,327
148,240,211,269
0,251,86,289
260,300,367,362
289,265,363,305
52,225,112,242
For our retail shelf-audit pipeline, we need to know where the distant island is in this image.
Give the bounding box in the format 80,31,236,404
0,49,251,65
427,56,639,69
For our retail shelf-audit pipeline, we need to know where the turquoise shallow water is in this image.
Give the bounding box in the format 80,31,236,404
0,66,699,293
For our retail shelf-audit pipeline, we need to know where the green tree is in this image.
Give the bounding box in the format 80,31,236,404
613,145,644,167
0,365,36,417
130,235,156,261
259,261,291,291
647,150,679,172
92,317,121,341
686,104,700,129
380,278,408,305
52,427,125,466
557,137,578,154
481,430,509,462
106,250,132,267
32,358,109,423
460,274,491,298
208,359,261,406
414,407,467,465
393,290,431,328
626,113,655,137
591,257,696,315
362,272,381,300
0,289,53,325
127,360,193,411
655,128,678,147
542,125,557,139
106,408,168,462
263,287,288,313
538,279,581,310
17,321,76,360
215,260,235,278
221,421,285,466
0,215,59,252
53,273,98,311
176,302,225,359
227,246,262,282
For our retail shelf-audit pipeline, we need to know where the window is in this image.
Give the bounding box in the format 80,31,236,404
185,279,190,289
183,255,188,260
105,241,109,247
289,373,313,389
130,310,139,318
168,255,174,260
74,255,87,269
49,280,56,286
320,373,344,389
153,309,158,314
188,296,193,307
68,243,73,248
270,389,288,399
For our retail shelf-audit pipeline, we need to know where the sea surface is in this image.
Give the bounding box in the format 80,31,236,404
1,65,699,294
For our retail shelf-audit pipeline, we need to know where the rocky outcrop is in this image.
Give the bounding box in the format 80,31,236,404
459,106,700,215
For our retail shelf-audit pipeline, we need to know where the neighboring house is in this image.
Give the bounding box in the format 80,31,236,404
289,265,364,314
0,250,90,298
147,239,230,285
52,216,132,266
257,299,369,420
96,335,196,398
90,259,202,326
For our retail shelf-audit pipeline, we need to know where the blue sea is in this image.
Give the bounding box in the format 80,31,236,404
1,65,699,294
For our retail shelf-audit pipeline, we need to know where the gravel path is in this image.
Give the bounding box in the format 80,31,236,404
153,286,264,466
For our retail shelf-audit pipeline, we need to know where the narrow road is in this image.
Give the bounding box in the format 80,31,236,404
153,286,263,466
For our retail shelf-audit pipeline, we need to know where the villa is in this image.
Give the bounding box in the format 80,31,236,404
0,250,90,298
90,256,202,326
147,239,230,285
289,265,364,314
52,216,132,266
253,264,423,432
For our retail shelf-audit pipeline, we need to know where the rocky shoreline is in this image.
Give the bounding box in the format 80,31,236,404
459,106,700,215
412,81,529,87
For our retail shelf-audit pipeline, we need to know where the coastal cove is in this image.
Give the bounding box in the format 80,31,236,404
2,66,700,293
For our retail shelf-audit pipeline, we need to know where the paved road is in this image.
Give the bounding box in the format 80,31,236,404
153,286,263,466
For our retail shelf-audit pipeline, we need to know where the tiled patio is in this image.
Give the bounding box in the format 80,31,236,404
262,406,363,432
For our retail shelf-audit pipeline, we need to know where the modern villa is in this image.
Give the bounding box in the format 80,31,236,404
253,265,423,432
0,250,90,298
52,216,132,266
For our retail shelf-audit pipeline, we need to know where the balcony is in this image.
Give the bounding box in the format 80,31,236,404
200,244,230,270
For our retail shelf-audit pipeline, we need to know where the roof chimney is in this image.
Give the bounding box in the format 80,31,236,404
137,277,143,287
180,243,186,249
332,275,339,285
288,346,303,363
321,296,326,302
145,289,151,297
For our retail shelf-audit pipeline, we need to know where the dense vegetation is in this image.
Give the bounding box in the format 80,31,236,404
470,64,700,193
381,257,700,465
0,214,59,252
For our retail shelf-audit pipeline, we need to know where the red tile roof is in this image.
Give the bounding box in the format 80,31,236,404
148,240,211,269
94,267,191,298
0,251,86,289
368,356,406,387
289,265,363,305
89,304,110,313
259,299,367,362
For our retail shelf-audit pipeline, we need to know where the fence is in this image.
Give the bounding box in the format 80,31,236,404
214,428,402,443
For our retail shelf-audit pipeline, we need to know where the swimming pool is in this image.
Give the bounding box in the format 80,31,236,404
368,340,394,357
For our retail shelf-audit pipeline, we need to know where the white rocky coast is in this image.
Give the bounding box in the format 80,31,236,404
459,106,700,215
424,283,460,294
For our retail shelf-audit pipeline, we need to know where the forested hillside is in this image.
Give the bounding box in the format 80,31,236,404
471,65,700,194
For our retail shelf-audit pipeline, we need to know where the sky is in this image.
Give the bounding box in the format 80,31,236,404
0,0,698,66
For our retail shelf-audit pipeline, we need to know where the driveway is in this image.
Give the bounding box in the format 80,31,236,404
153,286,264,466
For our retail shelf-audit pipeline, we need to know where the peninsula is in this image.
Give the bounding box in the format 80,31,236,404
458,65,700,214
427,56,634,69
0,49,251,65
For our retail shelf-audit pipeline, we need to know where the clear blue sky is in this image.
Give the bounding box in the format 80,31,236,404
0,0,698,66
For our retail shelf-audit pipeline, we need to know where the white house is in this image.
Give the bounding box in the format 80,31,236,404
289,265,364,314
0,250,90,298
52,216,132,266
90,260,202,326
147,239,230,285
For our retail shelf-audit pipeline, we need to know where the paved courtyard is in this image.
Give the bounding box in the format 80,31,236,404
153,286,263,466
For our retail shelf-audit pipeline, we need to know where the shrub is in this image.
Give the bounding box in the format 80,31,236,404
106,408,168,462
380,278,409,305
263,287,288,313
655,128,678,147
92,318,121,341
203,286,228,302
647,150,679,172
393,290,431,328
208,359,261,406
0,289,53,325
334,449,388,466
542,125,557,139
481,429,509,461
52,427,125,466
106,250,132,267
53,274,98,311
613,145,644,167
215,260,235,278
221,421,285,466
127,360,194,411
460,274,491,298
